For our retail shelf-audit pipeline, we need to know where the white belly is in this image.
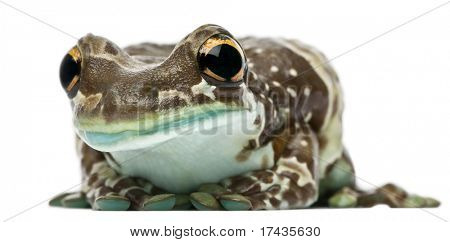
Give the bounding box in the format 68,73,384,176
106,108,274,193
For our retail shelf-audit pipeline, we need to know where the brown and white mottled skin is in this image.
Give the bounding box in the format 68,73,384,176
51,24,439,210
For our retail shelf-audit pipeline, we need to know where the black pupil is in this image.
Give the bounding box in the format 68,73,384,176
59,53,80,98
200,44,243,80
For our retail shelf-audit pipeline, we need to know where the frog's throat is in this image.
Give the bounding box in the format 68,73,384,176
75,102,264,152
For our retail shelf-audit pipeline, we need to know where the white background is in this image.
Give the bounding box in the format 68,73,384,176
1,0,449,241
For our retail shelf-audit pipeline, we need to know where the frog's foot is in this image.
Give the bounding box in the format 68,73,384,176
327,187,358,208
92,186,131,211
192,161,318,211
218,156,318,210
49,192,90,208
174,194,193,210
105,177,176,211
328,184,440,208
220,171,281,210
82,158,175,211
189,184,251,211
215,122,319,210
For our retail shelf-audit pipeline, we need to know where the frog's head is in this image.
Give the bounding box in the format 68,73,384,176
59,25,263,152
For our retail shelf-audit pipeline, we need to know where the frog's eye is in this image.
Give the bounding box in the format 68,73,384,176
198,34,246,87
59,46,82,98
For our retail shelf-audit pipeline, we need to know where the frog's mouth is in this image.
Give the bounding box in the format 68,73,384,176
75,103,258,152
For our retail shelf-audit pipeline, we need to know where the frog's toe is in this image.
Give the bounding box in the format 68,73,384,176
173,194,192,210
95,195,131,211
49,192,90,209
423,197,441,207
49,193,70,207
219,194,252,211
198,183,228,197
403,195,440,208
141,194,176,211
328,187,358,208
190,192,222,210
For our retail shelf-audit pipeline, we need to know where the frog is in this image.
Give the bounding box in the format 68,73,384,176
50,24,439,210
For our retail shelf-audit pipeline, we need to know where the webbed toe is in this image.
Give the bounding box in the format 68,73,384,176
173,194,192,210
190,192,222,210
95,195,131,211
49,192,90,209
219,194,252,211
141,194,176,211
403,195,440,208
328,187,357,208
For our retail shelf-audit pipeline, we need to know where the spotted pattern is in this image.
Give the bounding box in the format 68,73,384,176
62,25,353,210
52,24,442,211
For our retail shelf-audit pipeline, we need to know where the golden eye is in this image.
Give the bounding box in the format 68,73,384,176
198,34,246,86
59,46,82,98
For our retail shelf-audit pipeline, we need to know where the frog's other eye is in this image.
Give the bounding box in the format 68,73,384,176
60,46,82,98
198,34,246,87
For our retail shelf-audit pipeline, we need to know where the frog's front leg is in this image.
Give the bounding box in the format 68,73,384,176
50,140,176,211
49,155,131,210
194,123,319,210
49,144,129,210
